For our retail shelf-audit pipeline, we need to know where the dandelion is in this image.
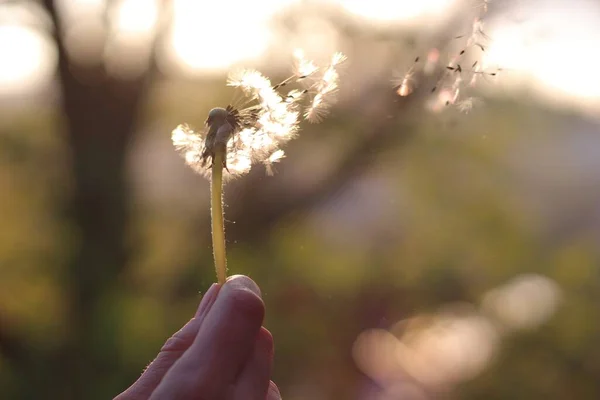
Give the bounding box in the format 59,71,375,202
171,51,346,284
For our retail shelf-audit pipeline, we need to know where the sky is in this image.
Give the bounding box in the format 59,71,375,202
0,0,599,114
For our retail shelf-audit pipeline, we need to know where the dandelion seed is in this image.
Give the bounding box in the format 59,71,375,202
304,52,347,123
397,77,415,97
473,0,491,14
264,149,286,176
293,48,319,79
470,73,479,87
456,97,479,113
305,93,331,122
172,51,346,180
391,0,502,115
451,87,460,103
331,52,348,66
467,19,491,49
394,70,416,97
393,57,420,97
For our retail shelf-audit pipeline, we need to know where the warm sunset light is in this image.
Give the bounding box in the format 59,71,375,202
0,24,56,96
1,0,600,112
112,0,159,38
338,0,454,21
484,2,600,110
160,0,295,75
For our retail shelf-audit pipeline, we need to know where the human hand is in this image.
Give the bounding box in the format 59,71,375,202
115,275,280,400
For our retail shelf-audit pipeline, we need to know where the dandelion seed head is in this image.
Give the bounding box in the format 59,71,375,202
172,51,346,181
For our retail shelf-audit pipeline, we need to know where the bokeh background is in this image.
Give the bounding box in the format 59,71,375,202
1,0,600,399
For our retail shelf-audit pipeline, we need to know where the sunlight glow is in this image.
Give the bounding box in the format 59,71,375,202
55,0,105,21
161,0,296,75
103,0,159,78
353,308,499,388
2,0,600,112
484,1,600,110
0,25,56,95
112,0,159,37
339,0,454,21
482,274,561,332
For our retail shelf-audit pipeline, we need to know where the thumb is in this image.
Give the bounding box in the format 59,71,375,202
114,283,220,400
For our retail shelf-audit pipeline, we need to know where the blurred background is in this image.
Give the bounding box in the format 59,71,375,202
1,0,600,399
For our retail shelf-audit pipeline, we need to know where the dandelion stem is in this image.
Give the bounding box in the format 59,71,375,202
210,146,227,284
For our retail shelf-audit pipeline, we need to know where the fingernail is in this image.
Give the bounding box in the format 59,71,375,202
225,275,262,298
195,283,220,317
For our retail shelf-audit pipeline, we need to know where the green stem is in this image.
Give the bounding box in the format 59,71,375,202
211,147,227,284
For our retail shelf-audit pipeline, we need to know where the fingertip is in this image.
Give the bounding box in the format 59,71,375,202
267,381,282,400
221,276,265,323
225,275,262,298
194,283,220,317
257,327,274,357
151,276,266,399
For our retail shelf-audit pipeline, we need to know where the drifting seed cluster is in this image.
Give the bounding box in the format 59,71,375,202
393,1,501,113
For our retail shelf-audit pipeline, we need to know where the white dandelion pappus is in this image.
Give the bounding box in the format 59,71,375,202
304,52,347,123
171,51,347,181
393,56,421,97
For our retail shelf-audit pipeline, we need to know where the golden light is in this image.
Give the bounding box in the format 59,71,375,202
112,0,159,37
482,274,562,332
0,24,57,96
354,310,499,388
161,0,297,75
55,0,105,21
339,0,454,21
484,3,600,111
104,0,159,78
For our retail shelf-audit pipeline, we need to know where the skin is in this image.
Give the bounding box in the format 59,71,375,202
115,275,281,400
